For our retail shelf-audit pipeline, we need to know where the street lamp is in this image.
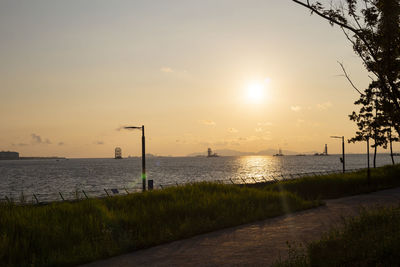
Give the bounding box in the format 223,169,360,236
330,136,345,173
124,125,146,192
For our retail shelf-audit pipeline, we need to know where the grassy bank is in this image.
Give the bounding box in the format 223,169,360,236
275,205,400,266
264,164,400,199
3,164,400,266
0,183,318,267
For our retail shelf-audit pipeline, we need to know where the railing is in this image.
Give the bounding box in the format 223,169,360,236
0,168,364,205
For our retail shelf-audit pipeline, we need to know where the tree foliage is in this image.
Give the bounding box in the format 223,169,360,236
292,0,400,140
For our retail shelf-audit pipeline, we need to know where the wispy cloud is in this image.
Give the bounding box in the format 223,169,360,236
31,134,51,144
316,102,333,110
12,143,28,147
291,106,302,112
160,67,174,73
199,120,216,126
228,128,238,133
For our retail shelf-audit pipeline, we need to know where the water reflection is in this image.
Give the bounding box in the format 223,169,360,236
0,154,397,201
235,156,276,182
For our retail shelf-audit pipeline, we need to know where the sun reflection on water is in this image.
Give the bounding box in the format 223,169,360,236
235,156,278,182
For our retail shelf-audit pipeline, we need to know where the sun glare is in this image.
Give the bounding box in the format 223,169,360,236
246,82,264,102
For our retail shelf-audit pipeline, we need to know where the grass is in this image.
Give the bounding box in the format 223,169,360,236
275,205,400,266
0,182,318,267
263,164,400,200
2,164,400,266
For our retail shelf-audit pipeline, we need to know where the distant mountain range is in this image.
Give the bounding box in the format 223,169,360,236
187,149,318,157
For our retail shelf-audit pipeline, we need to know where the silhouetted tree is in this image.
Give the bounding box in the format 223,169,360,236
349,82,398,166
292,0,400,137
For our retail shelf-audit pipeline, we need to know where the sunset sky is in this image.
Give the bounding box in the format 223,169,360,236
1,0,398,157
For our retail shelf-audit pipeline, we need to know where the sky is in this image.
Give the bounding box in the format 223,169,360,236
1,0,398,157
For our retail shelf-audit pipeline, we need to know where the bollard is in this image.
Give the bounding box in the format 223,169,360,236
148,180,154,190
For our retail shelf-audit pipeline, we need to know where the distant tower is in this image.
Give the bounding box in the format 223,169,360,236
115,147,122,159
324,144,328,155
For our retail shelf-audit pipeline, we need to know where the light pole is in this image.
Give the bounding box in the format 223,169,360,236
124,125,146,192
367,136,371,184
330,136,345,173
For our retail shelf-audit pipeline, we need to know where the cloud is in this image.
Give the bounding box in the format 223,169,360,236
12,143,28,147
291,106,302,112
257,122,272,126
31,134,51,144
317,102,333,110
255,127,263,132
228,128,238,133
160,67,174,73
199,120,216,126
58,142,64,146
31,134,42,143
95,141,104,145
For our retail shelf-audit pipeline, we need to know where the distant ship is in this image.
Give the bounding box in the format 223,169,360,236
273,148,284,157
207,148,219,157
314,144,329,156
115,147,122,159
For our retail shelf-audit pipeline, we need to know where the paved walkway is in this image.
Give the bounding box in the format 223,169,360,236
83,187,400,267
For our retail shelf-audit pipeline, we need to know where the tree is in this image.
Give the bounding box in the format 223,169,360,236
292,0,400,137
349,82,398,165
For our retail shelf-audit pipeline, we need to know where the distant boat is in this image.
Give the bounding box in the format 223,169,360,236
273,148,284,157
207,148,219,157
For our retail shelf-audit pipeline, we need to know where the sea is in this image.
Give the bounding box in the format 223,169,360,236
0,154,397,202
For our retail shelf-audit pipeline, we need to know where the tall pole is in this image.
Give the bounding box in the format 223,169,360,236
367,137,370,184
342,136,345,173
141,125,146,192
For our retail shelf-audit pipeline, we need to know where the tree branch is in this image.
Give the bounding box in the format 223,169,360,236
338,61,364,95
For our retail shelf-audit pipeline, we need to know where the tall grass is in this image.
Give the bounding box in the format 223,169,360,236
3,164,400,266
0,183,318,267
264,164,400,199
275,205,400,266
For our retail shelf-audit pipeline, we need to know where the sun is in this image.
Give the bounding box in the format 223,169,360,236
246,82,264,102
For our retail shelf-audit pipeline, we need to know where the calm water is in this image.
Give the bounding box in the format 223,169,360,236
0,154,397,201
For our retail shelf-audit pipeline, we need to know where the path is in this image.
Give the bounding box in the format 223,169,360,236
82,187,400,267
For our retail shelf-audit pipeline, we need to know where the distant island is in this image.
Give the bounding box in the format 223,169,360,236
0,151,65,160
